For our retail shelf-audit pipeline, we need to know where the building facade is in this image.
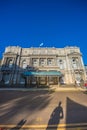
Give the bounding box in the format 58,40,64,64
0,46,86,87
84,65,87,81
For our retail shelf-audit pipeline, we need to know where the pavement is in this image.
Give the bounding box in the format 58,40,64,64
0,85,86,92
0,86,87,130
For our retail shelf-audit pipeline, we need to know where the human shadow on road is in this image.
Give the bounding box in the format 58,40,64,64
10,119,26,130
46,101,64,130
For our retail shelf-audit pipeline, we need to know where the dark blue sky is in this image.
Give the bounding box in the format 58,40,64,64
0,0,87,64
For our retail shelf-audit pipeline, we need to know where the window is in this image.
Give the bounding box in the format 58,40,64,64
59,59,62,63
59,76,64,84
49,77,54,82
4,74,11,84
72,58,76,62
22,60,27,69
72,58,78,69
32,59,38,66
8,59,13,68
75,73,81,81
58,59,64,69
31,77,37,84
47,59,52,66
39,59,45,66
39,77,46,85
48,77,58,84
20,75,25,84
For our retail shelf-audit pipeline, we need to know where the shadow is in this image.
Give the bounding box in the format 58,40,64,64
66,97,87,125
0,52,62,88
0,51,62,125
83,91,87,94
0,91,52,124
46,101,64,130
0,62,60,88
0,62,27,87
10,119,26,130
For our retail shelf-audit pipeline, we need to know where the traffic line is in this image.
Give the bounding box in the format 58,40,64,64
0,123,87,129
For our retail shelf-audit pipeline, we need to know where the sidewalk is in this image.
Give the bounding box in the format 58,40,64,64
50,85,86,92
0,85,85,92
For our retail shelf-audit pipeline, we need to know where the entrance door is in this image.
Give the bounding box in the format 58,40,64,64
30,77,37,85
59,76,64,85
49,77,58,85
39,77,47,85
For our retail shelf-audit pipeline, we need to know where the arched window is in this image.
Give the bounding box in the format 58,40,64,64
8,59,13,68
22,60,27,69
72,58,78,69
60,60,64,69
58,59,64,69
75,73,81,82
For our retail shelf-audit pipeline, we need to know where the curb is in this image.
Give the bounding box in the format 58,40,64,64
0,87,83,92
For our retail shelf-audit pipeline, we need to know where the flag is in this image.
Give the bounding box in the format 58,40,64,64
39,43,44,47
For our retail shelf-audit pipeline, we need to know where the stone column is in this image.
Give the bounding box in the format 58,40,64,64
1,57,7,65
58,76,60,87
47,76,49,86
36,77,39,87
27,76,29,86
10,57,16,85
55,56,57,66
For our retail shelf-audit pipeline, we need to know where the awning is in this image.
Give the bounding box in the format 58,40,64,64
23,71,62,76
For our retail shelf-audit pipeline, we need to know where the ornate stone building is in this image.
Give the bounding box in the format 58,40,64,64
84,65,87,81
0,46,86,87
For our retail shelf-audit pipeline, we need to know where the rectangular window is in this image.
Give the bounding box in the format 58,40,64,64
47,59,52,66
39,59,45,66
32,59,38,66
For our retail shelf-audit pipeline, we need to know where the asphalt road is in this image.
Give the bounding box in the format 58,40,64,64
0,90,87,129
